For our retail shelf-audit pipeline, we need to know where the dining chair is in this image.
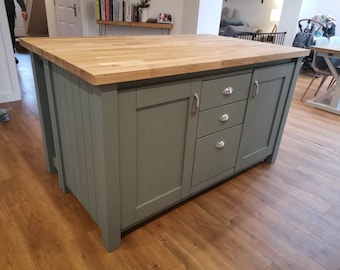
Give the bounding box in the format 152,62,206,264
327,36,340,87
330,36,340,45
300,37,334,101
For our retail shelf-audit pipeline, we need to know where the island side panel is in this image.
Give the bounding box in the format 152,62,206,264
30,53,57,174
47,63,121,251
89,84,121,251
266,58,303,163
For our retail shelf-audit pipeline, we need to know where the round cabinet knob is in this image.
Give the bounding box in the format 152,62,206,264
216,141,225,149
219,113,229,122
222,86,233,96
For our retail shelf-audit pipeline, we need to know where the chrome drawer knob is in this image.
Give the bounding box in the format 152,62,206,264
219,113,229,122
216,141,225,149
222,86,233,95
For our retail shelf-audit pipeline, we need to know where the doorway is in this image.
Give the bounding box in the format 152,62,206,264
55,0,83,36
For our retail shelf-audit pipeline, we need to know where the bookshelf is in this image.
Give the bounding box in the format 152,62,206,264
97,20,173,35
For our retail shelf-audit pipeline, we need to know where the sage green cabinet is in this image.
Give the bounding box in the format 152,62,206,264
31,49,302,252
235,63,295,172
191,71,251,193
119,80,201,229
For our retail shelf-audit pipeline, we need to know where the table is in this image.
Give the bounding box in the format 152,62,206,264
306,45,340,114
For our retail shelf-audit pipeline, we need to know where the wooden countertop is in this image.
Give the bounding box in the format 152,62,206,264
20,34,309,86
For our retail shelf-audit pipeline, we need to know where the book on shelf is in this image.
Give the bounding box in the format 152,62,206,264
100,0,105,20
97,0,139,23
124,2,133,22
96,0,101,20
105,0,110,20
118,0,124,21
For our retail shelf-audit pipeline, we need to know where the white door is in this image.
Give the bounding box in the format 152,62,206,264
55,0,83,36
0,1,21,103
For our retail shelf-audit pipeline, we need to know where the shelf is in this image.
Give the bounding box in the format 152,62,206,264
96,20,173,30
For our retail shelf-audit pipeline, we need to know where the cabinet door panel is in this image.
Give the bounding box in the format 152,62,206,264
236,63,294,171
119,80,200,228
136,99,188,205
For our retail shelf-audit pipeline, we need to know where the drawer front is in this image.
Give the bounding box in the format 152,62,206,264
192,125,242,187
197,100,246,138
200,73,252,110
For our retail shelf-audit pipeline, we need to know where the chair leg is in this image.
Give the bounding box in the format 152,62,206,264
328,77,336,89
300,74,317,101
314,75,328,97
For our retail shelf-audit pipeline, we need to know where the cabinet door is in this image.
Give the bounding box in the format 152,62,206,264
119,80,201,229
235,63,294,172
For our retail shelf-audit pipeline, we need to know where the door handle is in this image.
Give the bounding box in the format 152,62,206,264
251,80,259,101
192,93,200,116
67,3,77,17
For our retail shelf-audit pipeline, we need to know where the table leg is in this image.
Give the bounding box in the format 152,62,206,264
306,53,340,114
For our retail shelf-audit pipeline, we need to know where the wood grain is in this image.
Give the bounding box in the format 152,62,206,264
1,53,339,269
96,20,174,30
19,35,309,85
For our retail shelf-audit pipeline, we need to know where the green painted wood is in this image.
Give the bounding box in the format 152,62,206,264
44,62,69,193
136,81,192,108
46,63,121,251
200,72,252,110
190,167,235,194
64,71,83,203
192,125,242,187
119,80,200,227
29,54,57,174
235,63,295,172
267,58,303,164
90,84,121,251
70,73,91,211
197,100,247,138
79,79,97,219
53,66,77,196
136,99,188,204
119,89,137,228
182,79,202,194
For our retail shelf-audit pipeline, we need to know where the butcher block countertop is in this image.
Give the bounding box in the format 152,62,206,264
20,34,309,86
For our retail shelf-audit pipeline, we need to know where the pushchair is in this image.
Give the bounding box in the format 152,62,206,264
292,15,336,71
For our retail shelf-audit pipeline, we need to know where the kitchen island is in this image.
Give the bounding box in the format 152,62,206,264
20,35,309,252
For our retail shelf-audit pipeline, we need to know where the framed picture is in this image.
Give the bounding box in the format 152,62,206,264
158,13,173,24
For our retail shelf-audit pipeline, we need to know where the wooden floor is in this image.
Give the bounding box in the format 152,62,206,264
1,53,340,270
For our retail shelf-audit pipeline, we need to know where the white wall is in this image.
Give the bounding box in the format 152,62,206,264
45,0,57,36
222,0,284,33
99,0,187,36
181,0,200,34
0,0,21,103
197,0,223,35
278,0,303,46
45,0,222,36
37,0,340,39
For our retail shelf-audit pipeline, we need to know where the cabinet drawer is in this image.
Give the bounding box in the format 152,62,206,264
192,125,242,187
200,73,251,110
197,100,246,138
